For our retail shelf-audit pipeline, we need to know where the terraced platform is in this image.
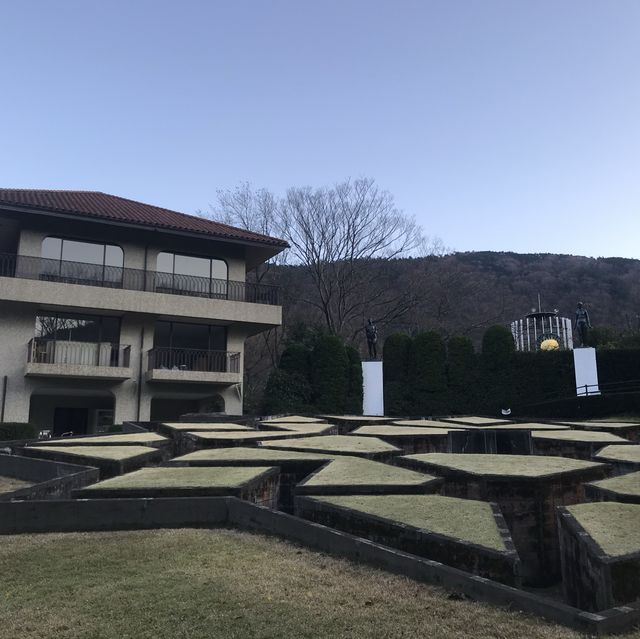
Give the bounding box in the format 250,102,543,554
259,435,401,460
585,470,640,504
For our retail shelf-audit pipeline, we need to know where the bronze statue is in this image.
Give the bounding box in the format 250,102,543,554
365,318,378,359
575,302,592,347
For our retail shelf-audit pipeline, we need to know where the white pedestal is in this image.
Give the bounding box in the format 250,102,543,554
573,348,600,396
362,361,384,416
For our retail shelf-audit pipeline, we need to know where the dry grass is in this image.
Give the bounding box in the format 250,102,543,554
403,453,604,478
352,426,457,436
4,528,635,639
27,445,156,461
173,447,334,463
189,430,307,441
0,475,33,494
261,415,326,423
36,433,168,446
83,467,274,490
261,435,400,454
588,470,640,498
532,430,629,443
161,423,252,431
315,494,507,551
595,444,640,463
566,502,640,557
302,457,435,487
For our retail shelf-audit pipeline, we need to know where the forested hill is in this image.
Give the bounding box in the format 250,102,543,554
276,250,640,346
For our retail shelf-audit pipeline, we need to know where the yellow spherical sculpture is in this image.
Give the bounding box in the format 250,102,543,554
540,338,560,351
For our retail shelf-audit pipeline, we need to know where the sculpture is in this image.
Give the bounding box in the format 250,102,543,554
574,302,592,348
365,318,378,359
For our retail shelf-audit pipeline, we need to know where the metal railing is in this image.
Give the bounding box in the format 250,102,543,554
147,347,241,374
0,252,280,305
27,338,131,368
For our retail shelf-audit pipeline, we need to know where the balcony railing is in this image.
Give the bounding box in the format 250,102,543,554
0,253,280,305
147,347,240,374
28,338,131,368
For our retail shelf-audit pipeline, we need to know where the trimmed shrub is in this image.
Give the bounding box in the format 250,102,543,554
279,343,311,380
262,369,312,415
447,336,478,414
409,331,448,415
480,325,515,413
0,422,39,442
345,346,364,415
383,333,412,415
311,336,349,413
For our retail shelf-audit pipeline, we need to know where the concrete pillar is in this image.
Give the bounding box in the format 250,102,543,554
362,361,384,416
574,348,600,396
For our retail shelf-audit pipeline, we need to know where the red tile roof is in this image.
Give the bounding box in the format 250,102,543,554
0,189,288,248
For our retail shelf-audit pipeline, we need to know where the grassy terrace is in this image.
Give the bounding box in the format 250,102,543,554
392,419,462,428
0,476,33,493
161,422,251,431
301,457,436,487
566,502,640,557
532,430,630,443
558,421,640,429
320,415,393,422
595,444,640,463
265,423,336,434
35,433,168,446
172,447,334,464
0,528,610,639
441,416,513,426
587,471,640,498
489,423,570,431
260,435,400,455
261,415,326,424
402,453,604,478
188,430,308,442
82,467,273,491
352,426,459,436
28,445,157,461
314,494,506,552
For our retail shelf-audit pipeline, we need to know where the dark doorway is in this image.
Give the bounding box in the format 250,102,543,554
53,407,89,436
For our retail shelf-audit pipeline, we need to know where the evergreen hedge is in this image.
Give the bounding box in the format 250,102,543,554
312,336,349,413
345,346,364,415
383,333,413,415
408,331,448,415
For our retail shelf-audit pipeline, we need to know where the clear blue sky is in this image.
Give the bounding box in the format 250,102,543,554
1,1,638,258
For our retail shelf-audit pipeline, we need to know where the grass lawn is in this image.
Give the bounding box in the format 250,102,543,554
402,453,604,478
161,423,252,431
188,430,308,441
173,447,334,463
566,502,640,557
27,445,158,461
587,471,640,499
301,457,436,487
0,475,33,493
314,494,507,551
595,444,640,463
3,527,632,639
352,426,457,436
261,435,400,455
532,430,630,443
35,433,168,446
392,419,463,428
261,415,326,423
82,466,274,491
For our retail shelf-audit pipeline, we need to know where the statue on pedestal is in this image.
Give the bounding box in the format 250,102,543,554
575,302,592,348
365,318,378,359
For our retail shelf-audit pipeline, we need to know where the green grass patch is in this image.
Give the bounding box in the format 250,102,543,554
392,419,463,428
588,471,640,498
36,433,168,446
403,453,604,478
173,447,334,463
595,445,640,464
0,528,598,639
162,422,251,431
532,430,629,443
261,415,326,423
28,445,157,461
0,475,34,494
261,435,399,455
352,426,457,436
567,502,640,557
316,494,506,552
267,423,336,434
83,467,273,491
189,430,307,441
302,457,435,487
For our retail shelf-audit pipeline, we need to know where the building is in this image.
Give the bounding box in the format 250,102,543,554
0,189,287,434
510,308,573,352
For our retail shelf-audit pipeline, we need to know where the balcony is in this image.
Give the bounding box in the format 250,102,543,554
145,347,242,385
0,253,280,305
25,338,132,381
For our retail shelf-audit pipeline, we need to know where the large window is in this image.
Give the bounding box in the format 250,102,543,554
36,313,121,344
155,251,228,297
41,237,124,285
